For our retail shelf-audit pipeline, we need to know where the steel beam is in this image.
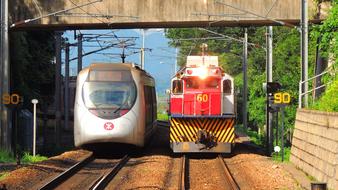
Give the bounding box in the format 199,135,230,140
64,44,70,131
242,28,248,129
77,34,83,73
0,0,11,151
55,31,62,149
266,26,273,156
301,0,309,107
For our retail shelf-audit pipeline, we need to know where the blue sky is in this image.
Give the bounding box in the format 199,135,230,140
62,29,177,94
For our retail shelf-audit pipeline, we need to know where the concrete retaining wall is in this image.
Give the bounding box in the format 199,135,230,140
290,109,338,190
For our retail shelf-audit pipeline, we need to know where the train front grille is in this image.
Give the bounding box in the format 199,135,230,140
169,117,235,143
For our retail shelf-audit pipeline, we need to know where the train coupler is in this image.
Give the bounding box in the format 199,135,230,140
196,130,217,150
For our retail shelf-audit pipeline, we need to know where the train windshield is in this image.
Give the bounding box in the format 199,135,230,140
83,69,136,109
83,82,136,109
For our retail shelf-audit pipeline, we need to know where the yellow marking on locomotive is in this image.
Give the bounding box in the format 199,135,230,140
218,121,229,142
169,118,235,143
214,120,224,140
182,119,194,141
225,127,234,142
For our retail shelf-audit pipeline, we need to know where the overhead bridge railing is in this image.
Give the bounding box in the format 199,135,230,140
299,65,337,108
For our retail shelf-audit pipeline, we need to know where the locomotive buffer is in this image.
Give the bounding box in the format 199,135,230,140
168,55,236,153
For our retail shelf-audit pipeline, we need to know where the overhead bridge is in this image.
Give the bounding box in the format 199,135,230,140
9,0,318,30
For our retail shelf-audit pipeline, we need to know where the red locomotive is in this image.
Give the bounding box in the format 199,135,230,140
169,52,236,153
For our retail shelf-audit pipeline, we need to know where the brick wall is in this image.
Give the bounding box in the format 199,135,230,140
290,109,338,190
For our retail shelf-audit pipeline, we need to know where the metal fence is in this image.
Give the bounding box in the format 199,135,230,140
299,65,337,108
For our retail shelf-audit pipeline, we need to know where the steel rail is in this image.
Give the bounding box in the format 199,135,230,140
218,155,240,190
39,153,94,190
157,120,170,127
178,155,187,190
90,155,130,190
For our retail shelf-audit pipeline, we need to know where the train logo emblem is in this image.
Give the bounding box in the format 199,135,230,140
104,122,114,130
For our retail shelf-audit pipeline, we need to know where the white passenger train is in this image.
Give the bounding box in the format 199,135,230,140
74,63,157,147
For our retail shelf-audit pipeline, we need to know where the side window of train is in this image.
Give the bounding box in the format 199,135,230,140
172,80,183,94
152,87,157,121
144,86,153,126
223,80,232,94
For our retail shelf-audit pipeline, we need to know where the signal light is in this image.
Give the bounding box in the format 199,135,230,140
195,67,208,79
267,82,281,93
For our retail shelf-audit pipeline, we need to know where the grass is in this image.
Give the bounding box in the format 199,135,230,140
0,150,15,163
272,147,291,162
20,152,48,164
310,77,338,112
0,172,9,181
246,129,264,146
235,124,265,147
157,113,169,121
0,149,48,164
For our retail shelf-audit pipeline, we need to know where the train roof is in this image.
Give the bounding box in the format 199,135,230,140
86,63,154,79
89,63,136,70
186,56,218,67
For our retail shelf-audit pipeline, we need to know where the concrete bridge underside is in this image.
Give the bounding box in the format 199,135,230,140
9,0,318,30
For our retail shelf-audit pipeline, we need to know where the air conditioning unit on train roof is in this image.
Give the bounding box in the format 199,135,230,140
186,56,219,68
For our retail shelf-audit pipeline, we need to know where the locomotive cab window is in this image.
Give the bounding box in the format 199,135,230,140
223,79,232,94
205,77,219,88
172,80,183,94
185,77,200,89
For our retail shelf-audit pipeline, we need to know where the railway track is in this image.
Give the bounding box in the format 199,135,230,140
178,154,240,190
157,120,169,127
218,155,240,190
39,153,130,190
178,155,187,190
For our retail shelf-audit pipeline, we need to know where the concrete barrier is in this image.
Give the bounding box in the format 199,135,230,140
291,109,338,190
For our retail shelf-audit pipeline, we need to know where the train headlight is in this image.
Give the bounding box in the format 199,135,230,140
195,67,208,79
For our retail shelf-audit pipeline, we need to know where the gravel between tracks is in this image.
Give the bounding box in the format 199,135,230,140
1,126,303,190
224,145,303,190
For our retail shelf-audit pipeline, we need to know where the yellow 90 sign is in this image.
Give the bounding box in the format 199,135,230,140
197,94,208,102
274,92,291,104
2,94,21,105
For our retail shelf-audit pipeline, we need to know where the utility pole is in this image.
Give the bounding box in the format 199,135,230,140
64,44,70,131
121,47,126,63
301,0,309,107
77,34,83,73
243,28,248,129
266,26,274,156
54,31,62,149
0,0,11,151
175,48,178,73
140,29,146,69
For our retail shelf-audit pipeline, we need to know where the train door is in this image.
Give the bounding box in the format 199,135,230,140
144,85,154,132
222,79,234,114
170,79,183,115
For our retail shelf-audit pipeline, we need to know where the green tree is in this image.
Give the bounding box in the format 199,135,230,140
10,31,55,109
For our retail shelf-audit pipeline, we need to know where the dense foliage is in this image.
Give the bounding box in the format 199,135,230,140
312,0,338,63
10,31,55,109
311,79,338,111
310,0,338,111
